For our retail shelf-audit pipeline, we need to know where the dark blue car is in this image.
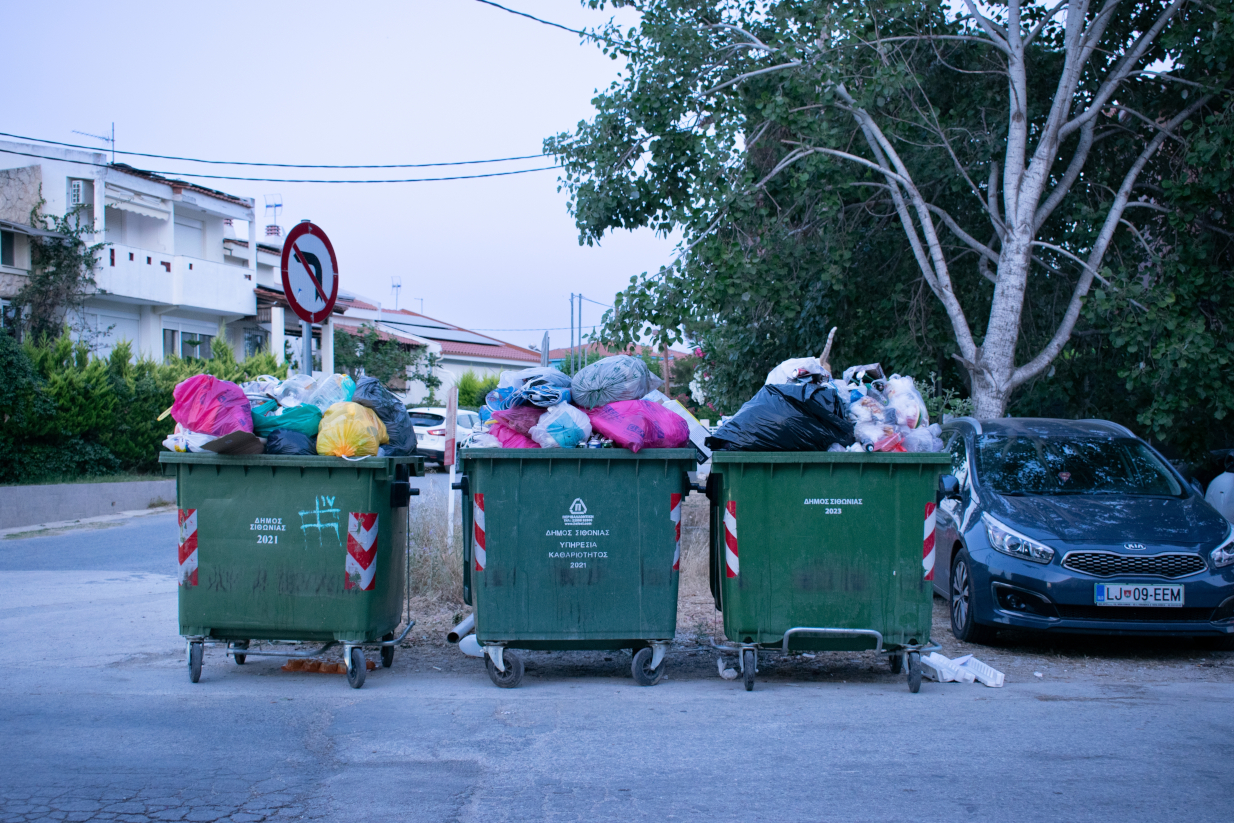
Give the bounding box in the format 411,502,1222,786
934,418,1234,648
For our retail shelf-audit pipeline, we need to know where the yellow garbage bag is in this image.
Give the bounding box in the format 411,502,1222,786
316,402,389,457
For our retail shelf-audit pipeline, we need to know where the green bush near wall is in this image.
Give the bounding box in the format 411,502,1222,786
0,330,287,484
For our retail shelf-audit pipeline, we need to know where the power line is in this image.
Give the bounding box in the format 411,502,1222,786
0,131,546,169
0,146,557,184
473,0,644,53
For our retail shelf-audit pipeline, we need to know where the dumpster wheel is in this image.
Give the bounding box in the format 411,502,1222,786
380,633,395,668
232,640,249,665
888,652,903,674
485,650,524,688
347,647,367,689
631,648,666,687
907,652,922,693
742,649,756,691
188,641,203,683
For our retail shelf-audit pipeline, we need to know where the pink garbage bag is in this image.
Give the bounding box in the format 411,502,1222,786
491,406,545,436
490,422,540,449
171,374,254,437
585,400,690,453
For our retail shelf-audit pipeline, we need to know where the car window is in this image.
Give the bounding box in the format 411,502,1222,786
975,435,1182,497
948,435,970,488
408,412,445,427
462,413,478,428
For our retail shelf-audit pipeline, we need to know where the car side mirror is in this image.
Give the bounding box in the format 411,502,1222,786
1190,478,1204,494
938,474,962,502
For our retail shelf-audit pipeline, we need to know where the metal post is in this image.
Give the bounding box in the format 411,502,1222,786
569,293,575,373
301,320,312,376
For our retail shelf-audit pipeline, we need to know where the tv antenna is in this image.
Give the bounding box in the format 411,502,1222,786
73,122,114,163
263,194,283,236
414,297,424,315
391,276,402,311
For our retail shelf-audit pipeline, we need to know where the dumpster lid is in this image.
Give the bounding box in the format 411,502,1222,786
158,452,425,477
710,451,951,465
459,448,698,462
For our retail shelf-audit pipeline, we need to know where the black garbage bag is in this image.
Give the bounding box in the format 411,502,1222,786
265,429,317,456
352,376,418,456
705,384,855,452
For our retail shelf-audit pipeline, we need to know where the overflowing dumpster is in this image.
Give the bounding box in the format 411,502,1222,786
160,452,423,688
707,451,952,691
458,448,697,687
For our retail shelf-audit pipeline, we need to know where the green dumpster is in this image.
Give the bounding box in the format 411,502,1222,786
458,448,697,687
159,452,424,688
707,451,952,692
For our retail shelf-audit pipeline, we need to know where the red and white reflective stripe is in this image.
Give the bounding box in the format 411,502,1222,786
670,493,682,571
923,503,937,581
345,512,380,591
178,508,198,587
724,500,739,578
473,493,486,572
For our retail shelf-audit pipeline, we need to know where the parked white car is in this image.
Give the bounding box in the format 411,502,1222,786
407,407,480,465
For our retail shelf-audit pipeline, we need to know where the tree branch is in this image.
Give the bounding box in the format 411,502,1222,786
705,60,802,95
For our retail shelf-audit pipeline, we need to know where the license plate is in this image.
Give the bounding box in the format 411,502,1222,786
1095,583,1184,607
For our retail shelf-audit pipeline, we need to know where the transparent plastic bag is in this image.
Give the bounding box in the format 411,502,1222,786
316,402,388,457
491,406,545,435
529,403,592,449
269,374,317,408
467,432,503,449
884,375,929,429
162,423,215,453
306,374,356,411
765,357,827,385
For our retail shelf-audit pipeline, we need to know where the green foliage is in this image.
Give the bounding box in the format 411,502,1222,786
6,196,104,342
455,370,499,408
548,0,1234,461
334,324,442,397
0,329,293,484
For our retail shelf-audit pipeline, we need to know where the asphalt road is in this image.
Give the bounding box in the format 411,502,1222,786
1,506,1231,823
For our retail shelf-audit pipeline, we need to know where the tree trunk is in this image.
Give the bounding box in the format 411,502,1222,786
969,230,1034,419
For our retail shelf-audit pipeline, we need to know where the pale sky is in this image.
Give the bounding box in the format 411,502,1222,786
5,0,677,350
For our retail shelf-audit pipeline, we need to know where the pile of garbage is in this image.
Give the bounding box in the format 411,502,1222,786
468,355,707,455
161,372,418,458
705,335,945,453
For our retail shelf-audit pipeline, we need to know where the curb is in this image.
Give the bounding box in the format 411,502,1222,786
0,506,178,539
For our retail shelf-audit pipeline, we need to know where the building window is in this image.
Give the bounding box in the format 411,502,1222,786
163,329,178,361
244,330,268,358
181,332,214,360
1,230,13,267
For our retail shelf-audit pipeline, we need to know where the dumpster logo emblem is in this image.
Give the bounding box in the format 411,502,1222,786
345,512,379,591
923,503,937,581
724,501,739,578
563,498,593,526
178,508,198,587
473,493,486,571
670,493,682,571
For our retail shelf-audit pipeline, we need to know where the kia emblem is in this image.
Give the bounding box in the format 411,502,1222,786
1124,542,1147,551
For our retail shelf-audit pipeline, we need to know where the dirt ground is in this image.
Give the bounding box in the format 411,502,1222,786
370,493,1234,690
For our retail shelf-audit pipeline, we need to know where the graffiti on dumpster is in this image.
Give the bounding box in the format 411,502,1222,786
298,496,341,545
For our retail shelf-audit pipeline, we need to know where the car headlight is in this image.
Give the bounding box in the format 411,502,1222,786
1212,528,1234,568
982,514,1055,564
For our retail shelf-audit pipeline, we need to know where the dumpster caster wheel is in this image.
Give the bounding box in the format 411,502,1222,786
347,648,367,689
907,651,922,693
485,651,524,688
381,633,394,668
742,649,756,692
188,642,203,684
889,652,903,674
233,640,249,665
631,648,665,686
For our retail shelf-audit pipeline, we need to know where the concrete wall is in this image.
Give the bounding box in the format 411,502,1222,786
0,479,176,529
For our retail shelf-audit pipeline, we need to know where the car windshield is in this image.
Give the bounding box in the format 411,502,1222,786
408,412,445,427
975,435,1182,497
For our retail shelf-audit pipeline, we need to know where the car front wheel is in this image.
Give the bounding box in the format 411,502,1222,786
951,550,998,645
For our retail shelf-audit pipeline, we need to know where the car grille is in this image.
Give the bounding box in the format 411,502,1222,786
1056,606,1214,623
1061,551,1206,579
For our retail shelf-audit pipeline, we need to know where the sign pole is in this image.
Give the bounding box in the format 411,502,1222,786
301,320,313,375
445,385,458,542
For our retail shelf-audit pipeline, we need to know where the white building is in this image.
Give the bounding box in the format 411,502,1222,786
0,139,321,365
337,301,540,403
